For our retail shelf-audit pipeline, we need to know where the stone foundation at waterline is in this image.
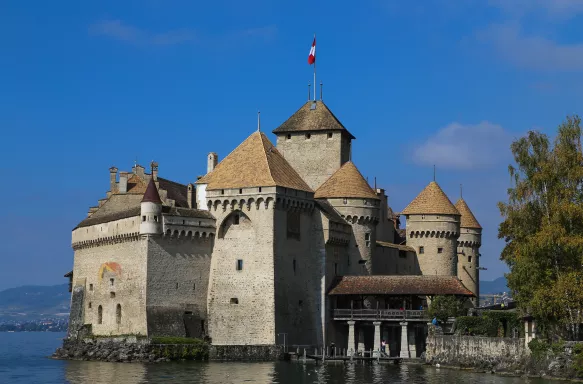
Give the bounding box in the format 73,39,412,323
209,345,284,361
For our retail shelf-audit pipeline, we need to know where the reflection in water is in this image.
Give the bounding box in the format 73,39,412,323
60,359,555,384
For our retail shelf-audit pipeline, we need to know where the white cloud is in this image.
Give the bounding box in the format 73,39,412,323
89,20,196,46
477,23,583,71
412,121,513,170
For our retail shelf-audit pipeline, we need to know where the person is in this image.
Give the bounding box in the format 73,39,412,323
381,339,386,356
432,317,438,326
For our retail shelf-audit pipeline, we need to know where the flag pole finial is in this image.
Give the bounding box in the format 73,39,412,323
257,111,261,132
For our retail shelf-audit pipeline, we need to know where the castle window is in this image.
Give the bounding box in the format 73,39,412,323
305,133,311,139
259,187,262,192
421,215,425,219
438,247,443,253
468,256,472,263
116,304,122,324
239,189,243,194
343,198,347,205
89,284,93,291
176,283,179,289
97,305,103,324
230,298,239,304
154,216,158,222
110,278,114,286
328,132,333,139
293,259,297,275
234,215,240,225
286,134,291,140
193,283,196,290
365,233,370,241
287,211,301,240
110,292,116,298
88,302,92,309
221,189,225,194
419,246,424,254
236,259,243,271
142,216,146,222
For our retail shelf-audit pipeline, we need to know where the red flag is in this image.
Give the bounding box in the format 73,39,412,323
308,37,316,65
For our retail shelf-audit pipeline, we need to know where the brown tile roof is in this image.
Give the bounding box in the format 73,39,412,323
158,177,190,208
272,101,355,139
162,206,215,220
196,131,312,192
401,181,460,215
376,241,415,252
74,206,141,229
314,200,348,224
142,179,162,204
314,161,379,199
126,174,148,194
328,275,474,296
455,198,482,229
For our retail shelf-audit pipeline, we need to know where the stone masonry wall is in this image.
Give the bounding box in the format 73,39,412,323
72,238,148,336
406,214,459,276
146,235,213,337
457,227,481,305
206,194,276,345
275,131,347,191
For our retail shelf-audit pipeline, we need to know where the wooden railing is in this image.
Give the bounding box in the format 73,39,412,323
332,309,428,321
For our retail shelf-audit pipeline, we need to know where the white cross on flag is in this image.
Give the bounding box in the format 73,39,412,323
308,37,316,65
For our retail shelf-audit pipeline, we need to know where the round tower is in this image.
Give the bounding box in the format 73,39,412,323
455,198,482,306
314,161,380,274
402,181,460,276
140,179,163,235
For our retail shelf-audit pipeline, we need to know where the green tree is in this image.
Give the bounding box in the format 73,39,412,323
428,296,467,322
498,115,583,340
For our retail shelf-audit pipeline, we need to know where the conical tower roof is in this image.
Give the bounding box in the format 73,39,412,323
455,198,482,229
402,181,460,215
142,179,162,204
314,161,379,199
272,100,355,139
196,131,312,192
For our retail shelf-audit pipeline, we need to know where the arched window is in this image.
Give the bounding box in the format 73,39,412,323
98,305,103,324
116,304,122,324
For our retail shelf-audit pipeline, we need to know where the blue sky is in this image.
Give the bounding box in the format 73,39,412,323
1,0,582,290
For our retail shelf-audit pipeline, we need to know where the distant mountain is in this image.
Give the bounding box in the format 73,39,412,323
480,277,509,294
0,284,70,321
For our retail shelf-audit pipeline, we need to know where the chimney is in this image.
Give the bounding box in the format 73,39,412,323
187,183,195,209
119,171,128,193
207,152,218,174
134,164,145,177
109,167,118,191
150,161,159,181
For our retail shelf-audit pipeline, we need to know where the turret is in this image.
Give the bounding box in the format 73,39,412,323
140,179,163,236
402,181,460,276
455,198,482,305
315,161,380,274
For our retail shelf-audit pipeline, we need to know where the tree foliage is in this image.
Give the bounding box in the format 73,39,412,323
498,115,583,340
428,296,466,322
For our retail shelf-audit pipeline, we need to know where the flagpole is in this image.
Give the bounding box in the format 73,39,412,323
313,33,316,101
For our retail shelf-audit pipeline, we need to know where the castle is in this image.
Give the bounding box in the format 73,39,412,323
66,98,481,357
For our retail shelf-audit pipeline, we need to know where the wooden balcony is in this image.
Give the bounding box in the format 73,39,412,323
332,309,428,322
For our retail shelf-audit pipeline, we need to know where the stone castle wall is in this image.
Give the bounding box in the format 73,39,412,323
275,131,349,190
405,214,459,276
372,247,419,275
146,235,213,337
72,237,148,336
457,227,481,304
72,215,140,244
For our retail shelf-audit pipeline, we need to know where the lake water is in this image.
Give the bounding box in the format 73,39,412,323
0,332,555,383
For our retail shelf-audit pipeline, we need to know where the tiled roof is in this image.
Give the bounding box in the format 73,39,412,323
142,179,162,204
328,275,474,296
314,200,348,224
158,177,189,208
162,206,215,220
401,181,460,215
376,241,415,252
314,161,379,199
272,101,355,139
455,198,482,229
126,174,148,194
74,206,141,229
196,131,312,192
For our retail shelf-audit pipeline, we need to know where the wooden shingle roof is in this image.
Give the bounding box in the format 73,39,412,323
402,181,460,216
455,198,482,229
196,131,312,192
314,161,379,199
272,101,355,139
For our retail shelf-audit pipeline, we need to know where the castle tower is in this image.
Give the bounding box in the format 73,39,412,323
140,179,163,235
197,131,319,347
272,100,355,190
455,198,482,306
402,181,460,276
315,161,380,274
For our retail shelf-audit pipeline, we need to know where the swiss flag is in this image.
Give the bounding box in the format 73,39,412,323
308,37,316,65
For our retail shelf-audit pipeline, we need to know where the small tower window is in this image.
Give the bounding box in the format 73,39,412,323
221,189,225,194
142,216,146,222
110,292,116,298
293,259,297,275
230,298,239,304
97,305,103,324
438,247,443,253
239,189,243,194
236,259,243,271
116,304,122,324
305,133,311,139
88,302,92,309
328,132,333,139
468,256,472,263
154,216,158,222
110,278,114,286
234,215,240,225
286,134,291,140
193,283,196,290
343,198,347,205
259,187,262,192
89,284,93,291
419,246,424,254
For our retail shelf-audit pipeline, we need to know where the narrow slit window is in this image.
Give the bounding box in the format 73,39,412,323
328,132,333,139
110,278,114,286
230,298,239,304
438,247,443,254
97,305,103,324
419,246,424,254
468,256,472,263
293,259,296,275
286,134,291,140
142,216,146,222
116,304,122,324
236,259,243,271
89,284,94,291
